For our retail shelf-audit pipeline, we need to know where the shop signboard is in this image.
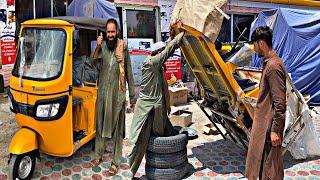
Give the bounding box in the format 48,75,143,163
0,0,15,87
164,49,181,81
159,0,176,41
159,0,176,33
0,0,16,66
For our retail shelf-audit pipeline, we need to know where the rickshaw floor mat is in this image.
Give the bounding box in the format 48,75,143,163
72,96,83,106
73,130,86,142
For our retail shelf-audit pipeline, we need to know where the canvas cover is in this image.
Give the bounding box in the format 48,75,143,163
67,0,120,26
53,16,108,31
250,8,320,106
171,0,227,43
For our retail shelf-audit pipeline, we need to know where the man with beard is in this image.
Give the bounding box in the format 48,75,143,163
245,26,286,180
91,18,136,176
128,21,185,177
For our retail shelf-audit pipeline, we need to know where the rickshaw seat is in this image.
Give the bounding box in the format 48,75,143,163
72,96,83,106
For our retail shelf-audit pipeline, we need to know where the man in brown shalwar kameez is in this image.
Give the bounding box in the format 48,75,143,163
245,26,287,180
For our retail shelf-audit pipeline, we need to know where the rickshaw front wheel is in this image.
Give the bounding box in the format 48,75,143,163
9,151,36,180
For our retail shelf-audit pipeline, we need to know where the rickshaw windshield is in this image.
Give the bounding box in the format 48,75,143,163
12,28,66,80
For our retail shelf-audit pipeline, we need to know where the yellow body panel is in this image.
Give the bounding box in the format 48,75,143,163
177,25,259,138
221,45,232,51
180,26,238,106
221,44,253,51
14,96,74,156
9,128,38,155
72,86,98,135
22,18,73,27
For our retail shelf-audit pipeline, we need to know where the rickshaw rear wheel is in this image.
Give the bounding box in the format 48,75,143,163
9,151,36,180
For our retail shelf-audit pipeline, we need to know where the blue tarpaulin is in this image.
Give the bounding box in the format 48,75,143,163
250,8,320,106
67,0,120,24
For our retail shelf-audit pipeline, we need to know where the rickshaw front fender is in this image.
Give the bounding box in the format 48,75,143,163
9,128,38,155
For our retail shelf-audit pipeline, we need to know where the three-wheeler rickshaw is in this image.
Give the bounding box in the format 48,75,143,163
7,16,105,179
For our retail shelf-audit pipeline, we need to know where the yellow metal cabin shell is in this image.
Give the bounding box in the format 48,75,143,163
176,25,259,139
9,18,97,157
176,25,306,155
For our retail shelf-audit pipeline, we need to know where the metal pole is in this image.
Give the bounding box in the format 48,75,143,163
231,14,234,43
122,9,127,41
33,0,36,18
65,1,68,15
51,0,54,17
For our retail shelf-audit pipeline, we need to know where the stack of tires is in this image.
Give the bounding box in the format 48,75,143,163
145,133,189,180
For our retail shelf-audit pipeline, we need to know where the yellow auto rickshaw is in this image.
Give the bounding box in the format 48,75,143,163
7,16,106,179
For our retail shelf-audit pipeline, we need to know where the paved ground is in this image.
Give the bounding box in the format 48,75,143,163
0,92,320,180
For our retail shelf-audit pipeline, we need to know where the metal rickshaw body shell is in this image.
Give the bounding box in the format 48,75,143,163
178,24,307,154
8,17,105,157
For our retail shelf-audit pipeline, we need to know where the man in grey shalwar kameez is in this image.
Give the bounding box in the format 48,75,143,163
128,25,185,176
91,19,136,175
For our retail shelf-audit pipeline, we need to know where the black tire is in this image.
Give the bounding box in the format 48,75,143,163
147,133,188,154
145,160,188,180
146,149,187,168
9,152,36,180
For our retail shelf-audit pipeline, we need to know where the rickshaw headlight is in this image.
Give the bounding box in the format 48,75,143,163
36,103,60,117
50,103,60,117
36,104,51,117
33,95,68,120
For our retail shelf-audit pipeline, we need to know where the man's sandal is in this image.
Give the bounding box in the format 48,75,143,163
91,158,103,167
108,163,119,176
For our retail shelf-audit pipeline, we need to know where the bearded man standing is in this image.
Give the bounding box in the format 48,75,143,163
91,18,135,176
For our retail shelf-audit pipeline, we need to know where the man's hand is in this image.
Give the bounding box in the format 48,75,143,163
170,20,184,39
270,132,282,147
169,25,175,40
97,32,103,48
177,20,183,31
93,32,103,59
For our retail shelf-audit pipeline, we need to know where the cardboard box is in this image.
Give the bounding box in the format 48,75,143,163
202,123,218,135
170,110,192,127
169,87,188,106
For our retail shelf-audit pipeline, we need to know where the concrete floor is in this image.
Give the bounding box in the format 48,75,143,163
1,92,320,179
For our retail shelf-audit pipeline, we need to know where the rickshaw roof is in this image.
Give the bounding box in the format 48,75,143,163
22,16,108,31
